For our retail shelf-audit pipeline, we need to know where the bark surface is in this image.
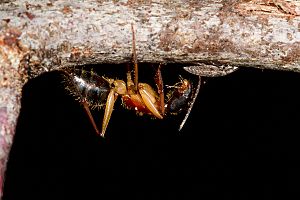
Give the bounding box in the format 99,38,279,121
0,0,300,198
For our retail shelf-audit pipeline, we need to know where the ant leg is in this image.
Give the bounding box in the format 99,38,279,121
131,24,138,91
138,83,163,119
82,101,101,135
155,64,165,115
126,64,135,94
101,90,118,137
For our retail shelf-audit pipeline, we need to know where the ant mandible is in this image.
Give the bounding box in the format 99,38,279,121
62,24,196,137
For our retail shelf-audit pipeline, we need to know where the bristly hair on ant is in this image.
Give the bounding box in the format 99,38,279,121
62,67,112,110
59,24,201,137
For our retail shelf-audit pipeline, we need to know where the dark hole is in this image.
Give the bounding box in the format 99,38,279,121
3,65,300,200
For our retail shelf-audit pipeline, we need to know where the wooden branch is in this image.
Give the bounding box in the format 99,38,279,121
0,0,300,198
1,0,300,75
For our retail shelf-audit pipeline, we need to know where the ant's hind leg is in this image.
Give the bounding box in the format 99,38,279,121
82,101,101,135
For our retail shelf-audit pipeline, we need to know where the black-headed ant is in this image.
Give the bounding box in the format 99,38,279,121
61,24,202,137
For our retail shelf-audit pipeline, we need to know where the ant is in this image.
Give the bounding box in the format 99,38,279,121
62,24,199,137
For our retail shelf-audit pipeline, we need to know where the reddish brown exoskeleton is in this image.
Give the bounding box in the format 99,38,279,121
62,25,196,137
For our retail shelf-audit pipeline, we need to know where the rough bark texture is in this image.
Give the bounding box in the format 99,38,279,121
0,0,300,198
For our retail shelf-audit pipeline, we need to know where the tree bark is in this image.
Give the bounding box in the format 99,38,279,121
0,0,300,198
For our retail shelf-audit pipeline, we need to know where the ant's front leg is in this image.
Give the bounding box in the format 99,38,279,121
138,83,163,119
123,24,163,119
154,64,165,115
123,64,163,119
131,24,138,91
126,64,135,95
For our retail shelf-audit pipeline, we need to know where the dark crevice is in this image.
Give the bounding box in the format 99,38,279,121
3,65,300,199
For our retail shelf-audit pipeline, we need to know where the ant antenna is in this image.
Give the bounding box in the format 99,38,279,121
179,76,201,131
131,24,138,91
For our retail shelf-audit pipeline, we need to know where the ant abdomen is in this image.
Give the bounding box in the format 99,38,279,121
63,68,111,108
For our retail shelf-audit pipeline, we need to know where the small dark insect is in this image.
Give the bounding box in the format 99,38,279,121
61,25,200,137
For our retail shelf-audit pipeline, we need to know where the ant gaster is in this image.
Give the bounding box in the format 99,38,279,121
62,24,197,137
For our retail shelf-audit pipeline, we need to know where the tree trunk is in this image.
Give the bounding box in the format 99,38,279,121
0,0,300,198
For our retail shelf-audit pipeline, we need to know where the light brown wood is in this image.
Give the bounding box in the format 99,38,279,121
1,0,300,198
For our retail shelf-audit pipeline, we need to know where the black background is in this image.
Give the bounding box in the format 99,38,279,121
3,65,300,199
